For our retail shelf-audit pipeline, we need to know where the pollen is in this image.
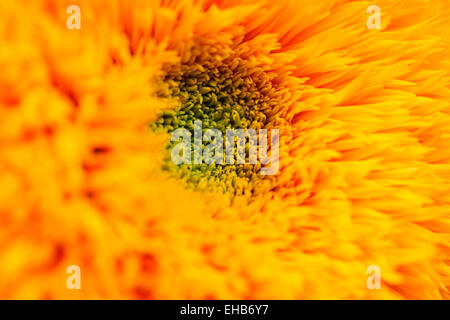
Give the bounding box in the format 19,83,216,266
152,41,279,196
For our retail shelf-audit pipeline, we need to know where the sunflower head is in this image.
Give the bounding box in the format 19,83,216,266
0,0,450,300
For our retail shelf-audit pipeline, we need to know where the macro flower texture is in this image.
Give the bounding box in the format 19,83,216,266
0,0,450,300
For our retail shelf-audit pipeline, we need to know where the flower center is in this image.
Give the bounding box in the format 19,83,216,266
152,42,279,196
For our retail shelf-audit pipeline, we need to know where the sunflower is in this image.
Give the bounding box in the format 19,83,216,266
0,0,449,299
